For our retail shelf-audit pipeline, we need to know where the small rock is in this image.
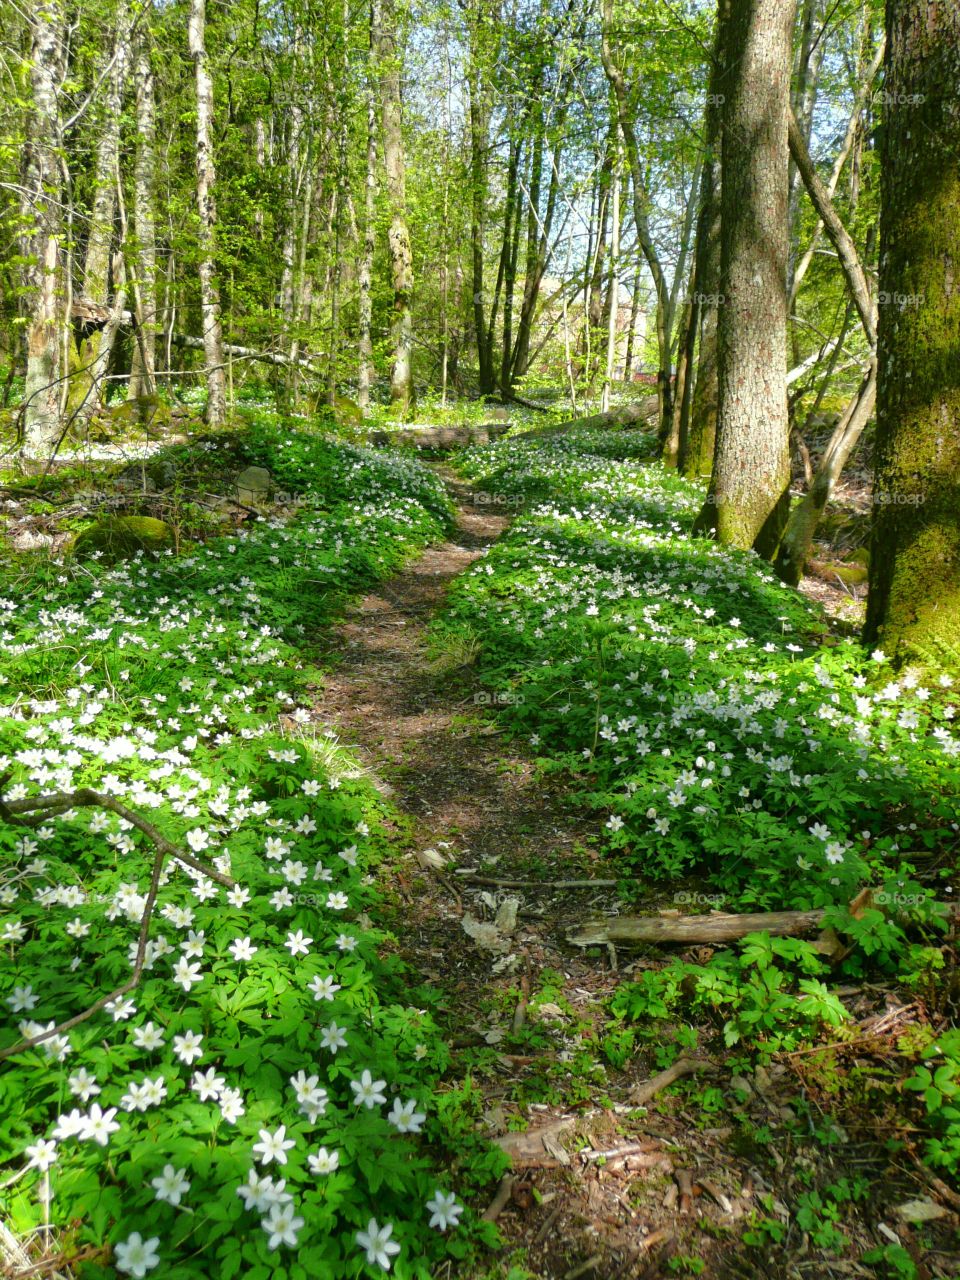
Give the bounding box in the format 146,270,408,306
894,1198,949,1223
494,896,520,935
235,466,273,506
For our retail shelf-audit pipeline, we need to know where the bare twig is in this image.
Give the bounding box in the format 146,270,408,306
455,872,618,889
0,788,234,1063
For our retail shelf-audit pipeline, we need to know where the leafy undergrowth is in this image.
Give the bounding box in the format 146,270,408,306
0,420,499,1279
441,430,960,1193
444,430,958,913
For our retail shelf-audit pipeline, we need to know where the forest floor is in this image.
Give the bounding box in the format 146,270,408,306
311,468,954,1280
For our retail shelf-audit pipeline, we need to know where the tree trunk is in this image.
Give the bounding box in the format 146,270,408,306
622,268,642,380
71,2,131,429
600,153,621,413
682,13,725,478
20,0,65,462
188,0,227,426
372,0,414,414
600,0,674,452
864,0,960,661
790,34,885,308
693,0,796,556
127,24,158,402
776,358,876,585
358,80,377,412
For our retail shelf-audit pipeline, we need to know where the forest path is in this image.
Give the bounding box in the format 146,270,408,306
310,469,760,1280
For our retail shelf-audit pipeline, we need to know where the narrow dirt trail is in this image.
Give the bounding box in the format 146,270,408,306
311,470,759,1280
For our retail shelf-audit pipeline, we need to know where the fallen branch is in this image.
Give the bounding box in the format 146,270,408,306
0,787,235,1062
482,1174,516,1223
171,334,324,377
632,1057,717,1105
570,893,954,950
455,872,618,890
568,908,827,948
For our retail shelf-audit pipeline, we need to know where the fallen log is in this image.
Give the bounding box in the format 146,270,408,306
366,424,510,449
523,398,659,439
568,893,954,949
567,908,828,948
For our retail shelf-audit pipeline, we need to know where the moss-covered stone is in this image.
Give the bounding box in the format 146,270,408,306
73,516,174,561
332,395,364,426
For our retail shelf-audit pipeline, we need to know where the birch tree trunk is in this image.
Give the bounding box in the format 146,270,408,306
357,76,377,411
864,0,960,661
372,0,414,414
21,0,66,462
127,25,158,401
188,0,227,426
693,0,797,557
70,2,131,429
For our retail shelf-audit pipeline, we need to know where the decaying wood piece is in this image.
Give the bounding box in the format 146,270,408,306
570,891,952,951
631,1057,717,1105
568,908,828,948
492,1117,577,1168
482,1174,515,1222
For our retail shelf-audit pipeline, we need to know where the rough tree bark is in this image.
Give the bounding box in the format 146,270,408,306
20,0,66,462
372,0,414,414
864,0,960,662
693,0,797,557
188,0,228,426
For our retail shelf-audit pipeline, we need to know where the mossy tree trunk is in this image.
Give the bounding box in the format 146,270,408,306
864,0,960,663
693,0,796,556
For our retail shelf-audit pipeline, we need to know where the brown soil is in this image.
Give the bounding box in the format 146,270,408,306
311,471,958,1280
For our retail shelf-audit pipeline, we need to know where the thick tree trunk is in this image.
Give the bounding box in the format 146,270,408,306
188,0,228,426
864,0,960,661
127,25,158,401
373,0,414,414
21,0,65,462
693,0,797,556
